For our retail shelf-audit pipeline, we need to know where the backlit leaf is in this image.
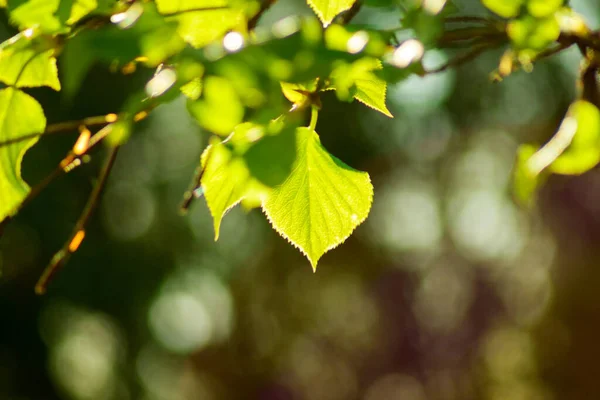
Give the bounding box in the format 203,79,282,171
262,127,373,269
156,0,247,48
307,0,357,26
0,88,46,221
0,35,60,90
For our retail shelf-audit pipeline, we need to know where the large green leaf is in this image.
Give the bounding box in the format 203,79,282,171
307,0,357,26
0,88,46,221
0,35,60,90
262,127,373,269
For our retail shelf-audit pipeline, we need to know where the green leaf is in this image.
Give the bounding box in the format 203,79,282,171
508,15,560,50
6,0,109,31
156,0,247,48
262,127,373,269
512,100,600,205
482,0,524,18
330,58,392,117
550,100,600,175
0,35,60,90
200,122,297,238
0,88,46,221
201,138,253,239
187,76,245,136
307,0,357,26
527,0,563,18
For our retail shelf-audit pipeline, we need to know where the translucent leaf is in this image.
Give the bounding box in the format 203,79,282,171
527,0,563,18
508,15,560,50
330,58,392,117
7,0,107,31
0,35,60,90
181,78,202,100
187,76,244,136
201,123,296,238
156,0,247,48
262,127,373,269
307,0,357,26
0,88,46,221
481,0,524,18
512,100,600,205
201,138,253,239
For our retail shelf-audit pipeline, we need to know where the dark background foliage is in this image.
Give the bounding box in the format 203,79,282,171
2,0,600,399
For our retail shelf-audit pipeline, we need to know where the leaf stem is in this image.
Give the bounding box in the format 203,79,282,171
35,146,120,295
309,106,319,131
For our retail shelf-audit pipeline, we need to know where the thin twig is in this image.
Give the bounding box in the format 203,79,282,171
0,113,117,148
424,39,505,74
161,6,230,17
35,146,120,295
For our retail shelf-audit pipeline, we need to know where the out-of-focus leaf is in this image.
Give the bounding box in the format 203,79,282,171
482,0,524,18
307,0,357,26
0,34,60,90
280,80,318,106
187,76,245,136
513,100,600,205
330,57,392,117
181,77,203,100
550,100,600,175
156,0,247,48
0,88,46,221
262,127,373,270
527,0,563,18
508,14,560,50
6,0,113,31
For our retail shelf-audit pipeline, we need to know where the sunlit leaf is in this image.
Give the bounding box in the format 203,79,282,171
156,0,247,48
187,76,244,136
6,0,110,31
481,0,524,18
508,15,560,50
0,88,46,221
527,0,563,18
201,138,252,239
201,122,296,238
330,58,392,117
513,100,600,205
262,127,373,269
0,36,60,90
307,0,357,26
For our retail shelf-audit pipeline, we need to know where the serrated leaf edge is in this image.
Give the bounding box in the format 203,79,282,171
260,162,373,271
306,0,356,27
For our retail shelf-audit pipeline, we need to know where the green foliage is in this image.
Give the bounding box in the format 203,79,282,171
0,0,598,279
513,100,600,205
307,0,356,26
263,127,373,269
0,88,46,220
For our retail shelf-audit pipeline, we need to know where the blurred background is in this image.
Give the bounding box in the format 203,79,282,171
1,0,600,399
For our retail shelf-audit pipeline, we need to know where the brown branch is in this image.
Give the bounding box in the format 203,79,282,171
35,146,120,295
